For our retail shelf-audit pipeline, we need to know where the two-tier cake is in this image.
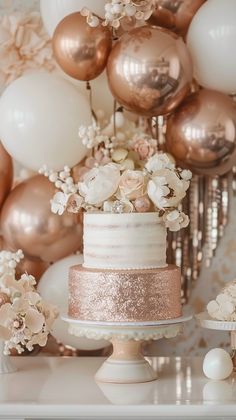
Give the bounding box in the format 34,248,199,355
41,143,191,324
69,212,182,322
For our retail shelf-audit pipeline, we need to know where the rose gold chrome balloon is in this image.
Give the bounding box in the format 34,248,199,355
149,0,205,37
166,89,236,176
107,26,192,117
1,175,83,263
53,12,112,81
0,142,13,210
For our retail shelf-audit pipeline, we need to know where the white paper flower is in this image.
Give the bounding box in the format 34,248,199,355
50,192,69,215
147,169,188,209
163,210,189,232
180,169,192,181
145,153,175,173
79,163,120,206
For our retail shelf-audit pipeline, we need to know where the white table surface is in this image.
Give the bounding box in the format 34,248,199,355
0,356,236,419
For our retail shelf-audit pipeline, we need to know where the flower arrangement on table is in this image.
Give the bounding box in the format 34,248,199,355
0,250,58,355
40,111,192,232
207,281,236,322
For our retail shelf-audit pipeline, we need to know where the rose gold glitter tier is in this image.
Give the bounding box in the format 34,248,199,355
69,265,182,322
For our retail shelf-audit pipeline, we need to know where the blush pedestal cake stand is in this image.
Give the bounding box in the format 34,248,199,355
62,314,192,384
196,312,236,371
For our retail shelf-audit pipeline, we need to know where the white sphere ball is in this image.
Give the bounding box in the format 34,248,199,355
203,348,233,381
38,255,108,350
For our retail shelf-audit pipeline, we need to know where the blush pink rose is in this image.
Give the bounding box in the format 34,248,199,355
132,136,157,160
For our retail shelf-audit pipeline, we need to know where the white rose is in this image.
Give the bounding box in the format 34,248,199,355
118,170,146,200
147,169,188,209
79,163,120,206
145,153,175,173
163,210,189,232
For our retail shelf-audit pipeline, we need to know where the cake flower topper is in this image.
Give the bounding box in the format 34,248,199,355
40,111,192,232
0,250,58,355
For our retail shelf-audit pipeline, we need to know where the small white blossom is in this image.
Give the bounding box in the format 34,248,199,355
50,192,69,215
103,0,153,28
81,7,100,27
180,169,192,181
163,210,189,232
79,124,109,149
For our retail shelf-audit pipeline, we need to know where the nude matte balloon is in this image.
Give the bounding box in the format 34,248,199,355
53,13,112,81
107,26,193,117
1,175,83,263
166,90,236,176
0,73,91,171
38,255,108,350
0,142,13,211
187,0,236,94
149,0,205,37
40,0,106,37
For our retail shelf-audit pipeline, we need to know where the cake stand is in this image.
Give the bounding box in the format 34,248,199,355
196,312,236,371
62,314,192,384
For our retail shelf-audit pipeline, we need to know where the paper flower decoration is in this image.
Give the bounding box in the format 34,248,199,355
0,12,56,89
0,250,58,355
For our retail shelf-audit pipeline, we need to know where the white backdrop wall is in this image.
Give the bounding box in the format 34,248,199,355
1,0,235,356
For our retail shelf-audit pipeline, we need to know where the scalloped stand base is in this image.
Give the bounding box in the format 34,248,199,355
95,340,157,384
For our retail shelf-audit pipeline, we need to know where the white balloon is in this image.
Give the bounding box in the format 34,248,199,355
187,0,236,94
40,0,107,37
203,348,233,381
0,72,91,171
64,70,114,120
38,254,108,350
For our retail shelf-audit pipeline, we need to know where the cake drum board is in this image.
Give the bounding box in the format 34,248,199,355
62,313,193,328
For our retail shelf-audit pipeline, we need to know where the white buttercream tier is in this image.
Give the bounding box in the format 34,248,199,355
83,212,167,270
